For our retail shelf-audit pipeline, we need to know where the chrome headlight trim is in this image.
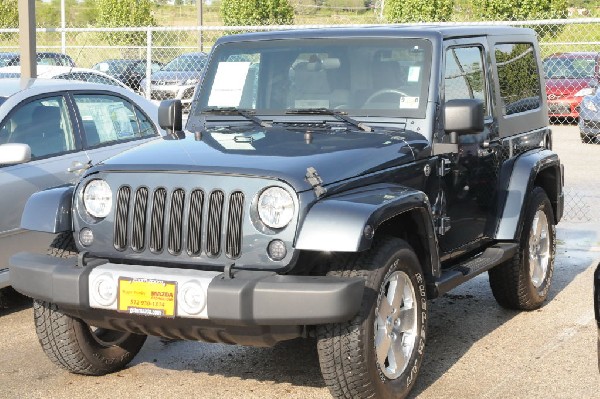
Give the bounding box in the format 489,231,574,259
257,186,295,229
83,179,113,219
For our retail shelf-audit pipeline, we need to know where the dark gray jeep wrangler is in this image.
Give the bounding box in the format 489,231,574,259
10,25,564,398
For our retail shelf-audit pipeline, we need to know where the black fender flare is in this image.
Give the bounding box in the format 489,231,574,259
295,183,441,278
494,149,563,241
21,185,74,233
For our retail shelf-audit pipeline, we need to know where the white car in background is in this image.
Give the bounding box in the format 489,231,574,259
0,65,132,90
0,79,165,289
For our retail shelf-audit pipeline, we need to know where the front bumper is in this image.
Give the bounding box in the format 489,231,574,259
578,108,600,139
547,98,580,118
142,84,195,108
10,252,364,327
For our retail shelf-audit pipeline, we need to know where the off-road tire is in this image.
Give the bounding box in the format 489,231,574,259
33,232,147,375
47,232,78,258
316,236,427,399
489,187,556,310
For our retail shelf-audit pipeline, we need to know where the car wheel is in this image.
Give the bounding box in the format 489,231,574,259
489,187,555,310
33,232,146,375
316,236,427,399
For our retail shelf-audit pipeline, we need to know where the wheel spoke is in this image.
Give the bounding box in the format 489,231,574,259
378,294,394,319
398,308,416,333
375,329,393,366
390,277,404,311
534,213,543,238
389,336,409,373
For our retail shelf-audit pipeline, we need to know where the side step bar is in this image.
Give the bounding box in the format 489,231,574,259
430,242,518,298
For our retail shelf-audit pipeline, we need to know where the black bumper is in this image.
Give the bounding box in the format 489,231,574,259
10,252,365,326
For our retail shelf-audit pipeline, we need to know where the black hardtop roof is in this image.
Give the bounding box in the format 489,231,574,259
215,25,536,45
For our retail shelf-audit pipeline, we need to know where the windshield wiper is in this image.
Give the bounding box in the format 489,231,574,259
285,108,372,132
202,107,271,128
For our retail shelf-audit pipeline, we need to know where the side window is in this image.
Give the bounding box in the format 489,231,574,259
494,43,541,115
444,46,488,114
0,96,75,159
73,94,157,147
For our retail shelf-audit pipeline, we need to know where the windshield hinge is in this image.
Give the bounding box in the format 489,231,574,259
305,167,327,198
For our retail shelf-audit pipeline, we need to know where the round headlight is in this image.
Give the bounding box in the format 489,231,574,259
257,187,295,229
83,179,113,218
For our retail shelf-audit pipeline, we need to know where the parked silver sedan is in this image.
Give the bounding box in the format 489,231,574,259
0,79,165,288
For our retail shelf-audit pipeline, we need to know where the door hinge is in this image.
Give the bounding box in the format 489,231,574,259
438,158,452,177
435,216,451,235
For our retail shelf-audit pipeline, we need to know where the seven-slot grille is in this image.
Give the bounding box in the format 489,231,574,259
113,186,244,259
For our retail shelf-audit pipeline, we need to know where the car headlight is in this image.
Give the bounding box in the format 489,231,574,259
583,98,598,112
257,187,295,229
83,179,113,218
185,78,199,85
574,88,594,97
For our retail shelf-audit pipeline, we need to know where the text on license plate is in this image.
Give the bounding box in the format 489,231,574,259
118,277,177,317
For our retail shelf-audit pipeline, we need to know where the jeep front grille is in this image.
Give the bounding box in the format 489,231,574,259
114,186,244,259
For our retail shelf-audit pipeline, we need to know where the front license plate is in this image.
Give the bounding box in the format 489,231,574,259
118,277,177,317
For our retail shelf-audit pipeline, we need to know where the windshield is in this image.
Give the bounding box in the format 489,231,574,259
543,57,596,79
94,60,134,74
195,37,432,118
0,97,6,106
0,55,15,67
162,54,206,72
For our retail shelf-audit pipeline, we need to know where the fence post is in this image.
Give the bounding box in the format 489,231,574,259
18,0,36,80
145,28,152,99
61,0,66,54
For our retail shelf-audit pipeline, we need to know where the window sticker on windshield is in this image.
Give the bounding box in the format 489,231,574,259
407,66,420,82
399,96,419,109
208,62,251,107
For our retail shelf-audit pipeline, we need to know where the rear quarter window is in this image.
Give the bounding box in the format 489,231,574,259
494,43,542,116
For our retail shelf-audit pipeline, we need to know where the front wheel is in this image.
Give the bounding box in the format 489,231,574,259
34,232,146,375
489,187,556,310
317,237,427,399
34,300,146,375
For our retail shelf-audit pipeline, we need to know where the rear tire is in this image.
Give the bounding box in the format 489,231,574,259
489,187,555,310
316,237,427,399
34,232,146,375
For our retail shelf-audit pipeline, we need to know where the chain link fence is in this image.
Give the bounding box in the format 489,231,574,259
0,14,599,222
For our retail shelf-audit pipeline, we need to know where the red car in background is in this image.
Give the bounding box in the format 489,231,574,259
543,52,600,119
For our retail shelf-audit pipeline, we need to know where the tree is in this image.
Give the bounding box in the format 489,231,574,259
95,0,156,46
471,0,568,21
220,0,294,26
0,0,18,29
384,0,454,23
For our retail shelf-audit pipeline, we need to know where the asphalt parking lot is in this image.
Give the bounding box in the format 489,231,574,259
1,125,599,398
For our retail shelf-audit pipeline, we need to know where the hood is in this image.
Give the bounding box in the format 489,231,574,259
149,70,202,84
94,124,428,193
545,77,593,97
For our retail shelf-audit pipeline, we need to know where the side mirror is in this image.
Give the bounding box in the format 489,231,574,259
0,143,31,165
444,99,484,139
158,99,183,136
